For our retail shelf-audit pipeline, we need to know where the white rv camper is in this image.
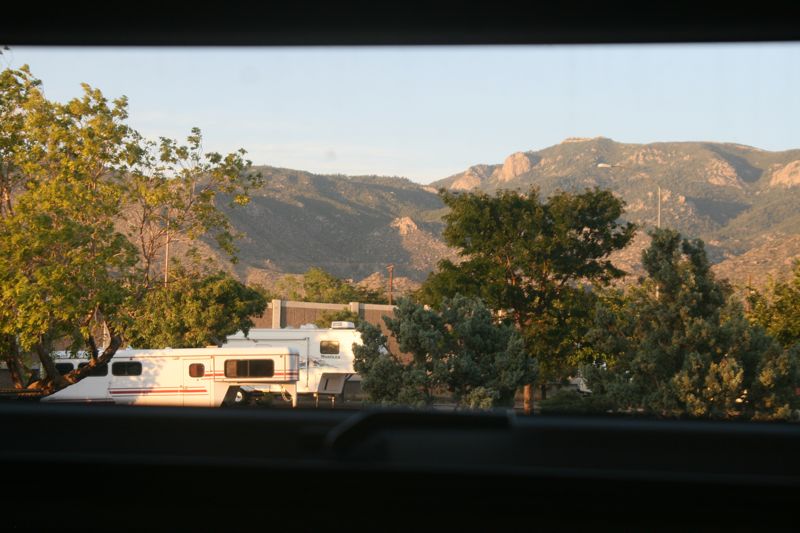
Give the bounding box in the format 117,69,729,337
223,321,362,405
40,346,300,407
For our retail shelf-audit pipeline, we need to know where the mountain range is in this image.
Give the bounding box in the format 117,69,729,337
209,137,800,294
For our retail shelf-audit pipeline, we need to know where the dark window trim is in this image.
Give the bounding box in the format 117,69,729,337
112,362,143,377
189,363,205,378
224,359,275,378
78,362,108,377
54,363,74,376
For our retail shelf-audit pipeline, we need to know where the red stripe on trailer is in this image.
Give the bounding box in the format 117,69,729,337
109,387,208,390
44,399,116,404
110,389,182,393
206,373,299,378
109,388,208,395
112,392,204,398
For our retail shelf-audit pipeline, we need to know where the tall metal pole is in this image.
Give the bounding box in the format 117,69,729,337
164,233,170,286
655,185,661,302
386,264,394,305
657,185,661,229
164,210,170,286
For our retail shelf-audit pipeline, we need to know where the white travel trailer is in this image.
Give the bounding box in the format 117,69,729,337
40,346,300,407
223,321,363,404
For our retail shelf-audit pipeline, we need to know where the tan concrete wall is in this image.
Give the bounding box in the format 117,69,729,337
251,300,397,329
250,300,406,359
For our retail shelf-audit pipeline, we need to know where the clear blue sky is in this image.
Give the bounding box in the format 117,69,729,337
4,44,800,183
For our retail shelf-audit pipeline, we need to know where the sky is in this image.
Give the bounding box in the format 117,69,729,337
3,44,800,183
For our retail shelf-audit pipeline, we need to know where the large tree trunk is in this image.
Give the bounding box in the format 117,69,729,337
34,342,68,392
58,323,123,389
33,320,124,396
0,334,25,388
523,384,533,415
3,357,25,389
89,328,122,369
86,334,99,362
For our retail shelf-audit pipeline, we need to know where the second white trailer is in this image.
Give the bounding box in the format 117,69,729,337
223,321,363,403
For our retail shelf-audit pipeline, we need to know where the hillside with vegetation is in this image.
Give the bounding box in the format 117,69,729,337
208,138,800,291
213,166,453,287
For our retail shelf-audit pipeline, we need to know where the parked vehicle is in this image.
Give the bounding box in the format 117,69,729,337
37,321,363,407
223,321,363,406
40,346,300,407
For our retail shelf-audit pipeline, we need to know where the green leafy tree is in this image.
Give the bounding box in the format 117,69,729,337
351,321,409,404
353,296,537,409
417,187,635,396
0,66,260,393
583,229,800,420
271,273,305,301
748,261,800,349
302,267,363,303
0,70,139,390
125,266,267,348
314,309,359,328
0,66,46,386
121,127,262,289
271,267,386,304
0,64,41,218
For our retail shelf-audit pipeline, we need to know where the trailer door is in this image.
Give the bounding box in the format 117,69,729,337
183,359,212,407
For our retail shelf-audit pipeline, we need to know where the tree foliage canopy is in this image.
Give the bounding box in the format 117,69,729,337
0,65,262,392
748,261,800,350
353,296,536,409
418,187,636,382
271,267,386,304
583,229,800,420
124,265,266,349
314,309,359,329
121,126,262,289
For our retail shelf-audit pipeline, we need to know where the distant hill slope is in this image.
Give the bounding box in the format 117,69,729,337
215,166,454,285
207,139,800,291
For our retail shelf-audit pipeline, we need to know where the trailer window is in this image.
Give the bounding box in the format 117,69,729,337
189,363,205,378
224,359,275,378
78,362,108,377
112,362,143,376
54,363,74,375
320,341,340,355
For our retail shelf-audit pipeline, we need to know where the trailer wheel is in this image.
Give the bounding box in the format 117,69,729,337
221,386,245,407
234,390,250,405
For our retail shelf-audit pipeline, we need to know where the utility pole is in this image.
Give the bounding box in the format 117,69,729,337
164,233,170,286
655,185,662,301
745,274,753,313
386,264,394,305
657,185,662,229
164,209,171,286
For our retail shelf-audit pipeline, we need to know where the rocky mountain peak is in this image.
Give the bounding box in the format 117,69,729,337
391,216,419,235
447,165,493,191
561,136,610,144
357,271,420,296
706,158,744,188
770,160,800,187
497,152,535,182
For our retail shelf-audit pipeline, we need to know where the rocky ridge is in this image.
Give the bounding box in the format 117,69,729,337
193,139,800,293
